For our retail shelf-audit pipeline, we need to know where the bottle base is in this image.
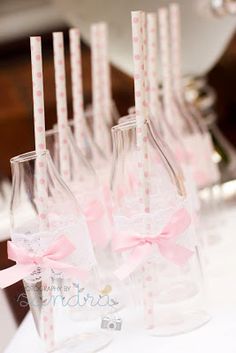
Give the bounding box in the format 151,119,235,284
50,331,112,353
149,310,211,336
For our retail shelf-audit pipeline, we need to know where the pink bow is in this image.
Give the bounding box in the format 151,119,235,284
112,208,193,280
0,236,88,289
84,199,109,248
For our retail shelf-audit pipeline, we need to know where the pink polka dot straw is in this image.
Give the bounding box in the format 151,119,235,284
30,36,54,351
30,36,48,227
131,10,154,329
97,22,113,126
169,3,197,134
91,23,112,158
53,32,70,183
169,3,184,106
158,8,176,132
146,12,163,125
69,28,87,155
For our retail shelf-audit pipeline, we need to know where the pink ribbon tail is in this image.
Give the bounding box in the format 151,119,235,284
114,243,152,281
113,208,194,280
0,235,88,289
158,240,194,266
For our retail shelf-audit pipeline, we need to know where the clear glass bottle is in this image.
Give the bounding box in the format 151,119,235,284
110,116,210,335
46,128,125,312
68,118,108,174
10,150,112,352
169,89,220,189
121,110,199,215
68,119,112,222
46,128,112,250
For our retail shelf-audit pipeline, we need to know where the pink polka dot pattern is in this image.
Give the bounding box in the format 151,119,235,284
100,23,112,129
146,13,162,124
69,28,87,153
131,11,150,210
158,8,174,126
52,32,70,182
90,22,112,158
169,5,215,177
30,36,48,218
131,11,154,330
169,4,182,102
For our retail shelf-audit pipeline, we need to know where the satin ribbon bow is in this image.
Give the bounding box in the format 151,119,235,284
112,208,193,280
0,235,88,289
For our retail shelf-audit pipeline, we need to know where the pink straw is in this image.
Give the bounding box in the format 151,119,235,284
98,22,113,126
169,3,183,104
131,10,153,329
158,8,175,128
69,28,87,154
158,7,185,135
91,23,111,157
169,3,197,133
30,36,54,350
147,13,162,124
30,38,46,155
91,24,103,146
30,36,48,227
53,32,70,182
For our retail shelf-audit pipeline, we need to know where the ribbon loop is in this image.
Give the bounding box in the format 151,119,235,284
113,208,194,280
0,235,88,289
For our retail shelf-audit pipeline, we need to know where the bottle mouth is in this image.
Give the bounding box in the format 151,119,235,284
113,113,148,133
45,128,58,137
118,114,136,125
10,150,48,164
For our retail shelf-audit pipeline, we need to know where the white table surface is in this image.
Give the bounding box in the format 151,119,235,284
4,201,236,353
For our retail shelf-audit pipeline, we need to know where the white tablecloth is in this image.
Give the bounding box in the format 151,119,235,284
4,202,236,353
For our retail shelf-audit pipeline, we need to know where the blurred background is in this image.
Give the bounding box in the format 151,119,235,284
0,0,235,351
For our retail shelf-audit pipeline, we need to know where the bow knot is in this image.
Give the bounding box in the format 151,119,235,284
112,208,194,280
0,235,88,289
31,255,43,265
139,237,155,245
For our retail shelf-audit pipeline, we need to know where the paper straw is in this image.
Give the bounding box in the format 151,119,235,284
131,10,153,329
142,11,155,330
147,13,162,125
91,24,111,157
91,24,103,145
30,36,54,350
169,3,198,133
158,7,184,135
141,12,149,122
31,38,46,157
98,22,113,126
169,3,183,103
158,8,175,128
131,11,147,171
69,28,87,154
53,32,70,182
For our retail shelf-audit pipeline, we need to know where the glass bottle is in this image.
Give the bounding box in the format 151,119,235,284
46,128,125,312
10,150,112,352
68,119,112,222
122,110,199,216
110,116,210,335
